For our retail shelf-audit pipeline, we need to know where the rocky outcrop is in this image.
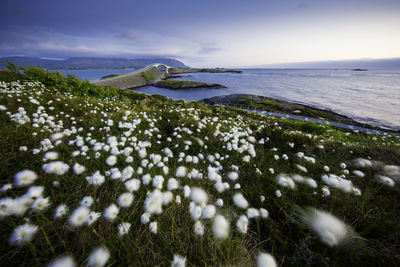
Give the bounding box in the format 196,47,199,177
168,68,242,74
154,79,226,90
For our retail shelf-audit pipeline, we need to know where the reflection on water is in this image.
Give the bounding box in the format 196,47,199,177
54,68,400,130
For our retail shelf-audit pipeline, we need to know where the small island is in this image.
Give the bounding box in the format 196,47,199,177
154,79,226,90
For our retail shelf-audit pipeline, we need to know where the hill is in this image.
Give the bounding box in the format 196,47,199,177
0,56,188,69
0,66,399,266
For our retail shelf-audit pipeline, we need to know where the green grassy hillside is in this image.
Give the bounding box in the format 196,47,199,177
0,67,399,266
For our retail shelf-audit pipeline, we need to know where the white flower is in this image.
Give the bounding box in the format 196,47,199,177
232,193,249,209
86,171,105,186
323,165,330,172
175,195,181,204
69,206,90,227
352,170,365,178
54,204,68,219
141,212,151,224
242,155,250,162
26,185,44,198
172,254,186,267
257,252,277,267
149,221,158,234
236,215,249,234
105,155,117,166
80,196,94,207
295,164,308,173
31,197,51,211
104,204,119,221
144,189,163,215
176,166,187,177
162,191,173,205
88,247,110,267
42,161,69,175
202,205,216,219
213,214,229,239
0,104,7,111
194,220,204,236
125,179,141,192
0,183,12,192
322,186,330,197
190,205,202,220
47,255,76,267
118,222,131,236
110,169,121,179
275,190,282,198
43,151,58,161
260,208,269,219
118,193,134,208
14,170,38,187
183,185,191,198
87,212,101,225
340,162,347,169
121,166,134,181
167,178,179,190
153,175,164,189
138,148,147,158
276,174,295,189
375,175,395,187
50,132,64,141
190,187,208,205
247,208,260,218
215,198,224,207
73,163,86,175
9,223,39,246
227,171,239,181
302,208,352,247
304,178,317,188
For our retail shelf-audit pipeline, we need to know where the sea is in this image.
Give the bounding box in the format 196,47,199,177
54,68,400,130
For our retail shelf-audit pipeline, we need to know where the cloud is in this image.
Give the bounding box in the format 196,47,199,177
0,26,206,59
115,30,138,40
198,45,221,55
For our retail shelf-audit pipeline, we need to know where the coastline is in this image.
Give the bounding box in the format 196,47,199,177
200,94,400,135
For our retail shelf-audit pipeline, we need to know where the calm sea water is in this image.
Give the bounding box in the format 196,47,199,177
54,68,400,130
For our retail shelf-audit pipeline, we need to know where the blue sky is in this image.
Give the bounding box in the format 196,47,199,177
1,0,400,67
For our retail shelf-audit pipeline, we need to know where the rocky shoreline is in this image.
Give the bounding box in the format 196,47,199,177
200,94,399,134
154,79,226,90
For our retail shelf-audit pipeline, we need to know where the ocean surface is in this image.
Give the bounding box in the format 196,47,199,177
55,68,400,130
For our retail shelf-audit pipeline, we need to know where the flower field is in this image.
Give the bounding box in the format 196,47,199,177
0,69,400,266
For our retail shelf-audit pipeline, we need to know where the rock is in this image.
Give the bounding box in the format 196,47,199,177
154,79,226,90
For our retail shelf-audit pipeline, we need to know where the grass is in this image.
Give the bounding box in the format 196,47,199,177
140,71,155,82
228,95,377,127
100,73,126,80
0,67,400,266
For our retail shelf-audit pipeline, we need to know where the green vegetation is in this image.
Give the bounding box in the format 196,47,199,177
4,61,119,98
155,79,226,89
140,71,156,82
230,95,359,125
0,66,399,266
100,73,126,80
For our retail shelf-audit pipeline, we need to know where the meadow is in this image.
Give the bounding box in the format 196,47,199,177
0,66,399,266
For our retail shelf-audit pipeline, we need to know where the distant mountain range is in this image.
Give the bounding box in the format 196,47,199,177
0,56,188,69
257,58,400,69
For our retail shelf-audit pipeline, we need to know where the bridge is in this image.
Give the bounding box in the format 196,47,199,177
92,63,175,89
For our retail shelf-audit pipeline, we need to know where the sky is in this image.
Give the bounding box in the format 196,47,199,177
1,0,400,67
